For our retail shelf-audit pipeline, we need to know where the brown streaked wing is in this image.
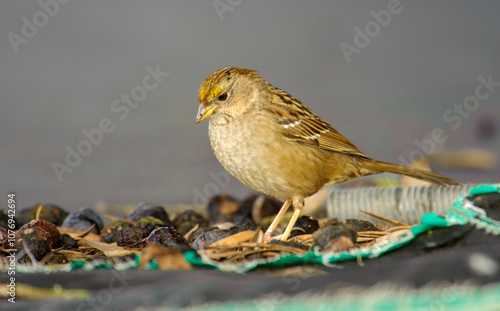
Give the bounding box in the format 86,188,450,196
267,87,369,158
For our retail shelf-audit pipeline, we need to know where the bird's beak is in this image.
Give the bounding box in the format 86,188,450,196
196,104,216,123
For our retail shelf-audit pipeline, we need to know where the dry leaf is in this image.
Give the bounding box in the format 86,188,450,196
210,230,256,247
81,239,135,257
324,236,355,252
140,246,192,270
58,227,102,242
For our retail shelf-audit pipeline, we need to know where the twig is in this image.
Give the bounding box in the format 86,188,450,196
75,224,96,239
35,204,44,220
386,226,412,232
360,210,409,227
183,224,199,241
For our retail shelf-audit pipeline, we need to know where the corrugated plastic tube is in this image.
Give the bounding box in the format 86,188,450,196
327,184,477,226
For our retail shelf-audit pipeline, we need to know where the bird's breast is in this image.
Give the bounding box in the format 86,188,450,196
209,114,272,192
208,113,333,201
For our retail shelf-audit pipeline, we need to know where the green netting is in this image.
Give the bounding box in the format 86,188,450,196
61,185,499,272
185,185,500,272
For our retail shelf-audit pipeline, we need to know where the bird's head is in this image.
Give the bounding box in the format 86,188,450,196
196,67,269,123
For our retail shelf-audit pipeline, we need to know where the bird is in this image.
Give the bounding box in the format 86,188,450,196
196,67,461,243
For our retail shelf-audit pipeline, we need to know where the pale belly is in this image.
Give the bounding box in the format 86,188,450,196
208,114,333,201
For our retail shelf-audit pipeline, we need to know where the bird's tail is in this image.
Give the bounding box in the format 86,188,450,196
364,160,461,186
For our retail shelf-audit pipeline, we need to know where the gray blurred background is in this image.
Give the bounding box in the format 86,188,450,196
1,1,499,211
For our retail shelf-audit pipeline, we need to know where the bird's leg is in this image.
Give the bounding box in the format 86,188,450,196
263,200,291,243
280,202,303,241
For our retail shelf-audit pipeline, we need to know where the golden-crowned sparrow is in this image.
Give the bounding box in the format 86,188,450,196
196,67,460,243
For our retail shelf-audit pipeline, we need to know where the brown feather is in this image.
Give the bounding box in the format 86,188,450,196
266,86,369,158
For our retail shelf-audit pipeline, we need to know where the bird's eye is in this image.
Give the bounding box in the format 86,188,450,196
218,93,228,101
